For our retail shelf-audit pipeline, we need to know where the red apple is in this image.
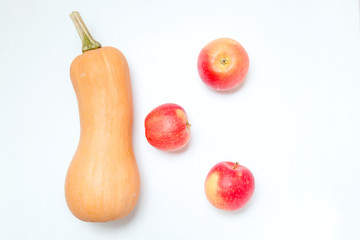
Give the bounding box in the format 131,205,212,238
197,38,249,91
145,103,191,151
204,162,255,211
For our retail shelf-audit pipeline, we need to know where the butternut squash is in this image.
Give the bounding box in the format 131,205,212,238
65,11,140,222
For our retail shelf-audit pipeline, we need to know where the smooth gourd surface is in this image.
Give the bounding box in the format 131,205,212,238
65,46,140,222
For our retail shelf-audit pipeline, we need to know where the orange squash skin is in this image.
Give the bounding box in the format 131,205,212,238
65,46,140,222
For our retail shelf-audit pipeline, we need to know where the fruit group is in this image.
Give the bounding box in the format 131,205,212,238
145,103,191,151
204,162,255,211
65,11,140,222
197,38,249,91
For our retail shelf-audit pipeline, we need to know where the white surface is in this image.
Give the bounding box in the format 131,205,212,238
1,0,360,239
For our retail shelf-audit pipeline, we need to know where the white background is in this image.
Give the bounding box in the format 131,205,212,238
1,0,359,239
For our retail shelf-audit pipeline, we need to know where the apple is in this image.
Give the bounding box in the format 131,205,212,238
197,38,249,91
204,161,255,211
145,103,191,151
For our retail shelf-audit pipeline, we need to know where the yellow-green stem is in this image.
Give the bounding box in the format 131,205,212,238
70,11,101,53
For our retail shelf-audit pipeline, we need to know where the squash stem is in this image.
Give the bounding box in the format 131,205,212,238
70,11,101,53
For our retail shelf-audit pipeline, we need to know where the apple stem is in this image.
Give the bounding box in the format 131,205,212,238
220,58,229,65
232,162,239,169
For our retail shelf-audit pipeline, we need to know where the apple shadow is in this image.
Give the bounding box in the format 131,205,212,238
215,193,256,216
167,137,192,154
220,77,248,94
208,70,251,94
